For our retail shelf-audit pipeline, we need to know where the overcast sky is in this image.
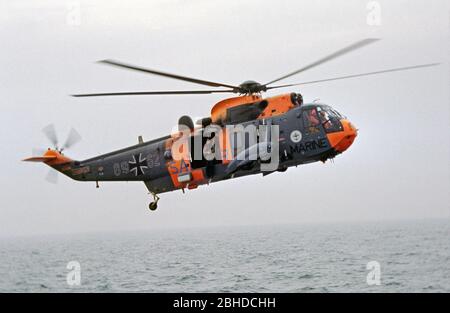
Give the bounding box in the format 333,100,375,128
0,0,448,237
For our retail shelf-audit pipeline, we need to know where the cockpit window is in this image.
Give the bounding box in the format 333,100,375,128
317,106,343,133
330,108,344,119
302,109,321,135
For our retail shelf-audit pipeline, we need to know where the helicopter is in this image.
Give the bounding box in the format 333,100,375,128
23,38,438,211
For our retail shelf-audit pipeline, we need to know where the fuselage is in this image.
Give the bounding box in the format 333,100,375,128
44,94,357,195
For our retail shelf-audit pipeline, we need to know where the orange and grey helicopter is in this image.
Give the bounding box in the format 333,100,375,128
24,39,438,211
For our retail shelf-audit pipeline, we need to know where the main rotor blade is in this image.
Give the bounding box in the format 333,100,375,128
98,59,239,89
42,124,58,147
72,89,236,97
265,38,380,86
266,63,440,90
62,128,82,150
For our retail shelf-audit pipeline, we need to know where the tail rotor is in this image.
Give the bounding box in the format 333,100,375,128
41,124,82,153
31,124,82,184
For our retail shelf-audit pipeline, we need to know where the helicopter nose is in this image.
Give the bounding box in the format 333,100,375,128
326,119,358,153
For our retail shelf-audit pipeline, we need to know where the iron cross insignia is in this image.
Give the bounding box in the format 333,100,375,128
128,153,148,176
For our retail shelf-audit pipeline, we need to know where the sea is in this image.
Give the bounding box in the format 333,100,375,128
0,219,449,292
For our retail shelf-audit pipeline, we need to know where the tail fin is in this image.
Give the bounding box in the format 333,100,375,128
23,155,57,162
23,149,72,165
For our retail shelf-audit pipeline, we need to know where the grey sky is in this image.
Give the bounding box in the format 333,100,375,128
0,0,448,237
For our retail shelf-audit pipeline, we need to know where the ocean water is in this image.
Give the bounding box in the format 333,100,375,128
0,219,449,293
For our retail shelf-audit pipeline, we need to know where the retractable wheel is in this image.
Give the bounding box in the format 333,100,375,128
149,202,158,211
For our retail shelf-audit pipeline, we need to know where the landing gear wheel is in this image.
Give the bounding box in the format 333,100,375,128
149,202,158,211
148,192,160,211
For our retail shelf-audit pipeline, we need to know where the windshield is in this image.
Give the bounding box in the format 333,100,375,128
316,106,343,133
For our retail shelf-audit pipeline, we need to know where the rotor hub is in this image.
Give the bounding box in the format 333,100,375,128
237,80,266,94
